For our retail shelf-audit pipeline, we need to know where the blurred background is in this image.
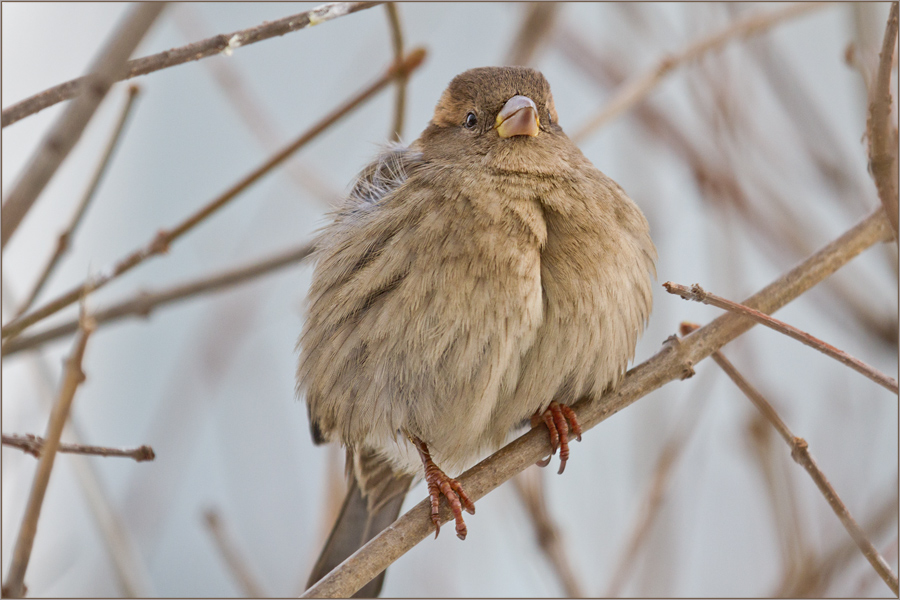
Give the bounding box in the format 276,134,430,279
2,2,897,597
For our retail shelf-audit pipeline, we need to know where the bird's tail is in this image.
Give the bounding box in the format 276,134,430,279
306,451,412,598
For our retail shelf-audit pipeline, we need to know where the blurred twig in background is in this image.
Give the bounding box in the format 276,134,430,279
0,3,165,250
571,2,826,142
203,508,268,598
14,86,142,318
512,468,585,597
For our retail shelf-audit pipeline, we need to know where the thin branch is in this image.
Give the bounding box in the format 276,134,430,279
1,48,426,342
203,509,267,598
3,241,315,356
302,210,894,598
2,433,154,462
15,86,142,318
384,3,406,141
512,469,585,597
664,282,899,394
504,2,562,67
2,311,96,598
603,370,713,597
0,1,383,128
571,2,827,143
707,346,899,595
0,3,165,250
867,2,899,236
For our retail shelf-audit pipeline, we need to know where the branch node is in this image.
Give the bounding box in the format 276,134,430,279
790,436,809,464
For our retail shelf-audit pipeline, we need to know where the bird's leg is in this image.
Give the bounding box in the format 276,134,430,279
530,401,583,475
407,433,475,540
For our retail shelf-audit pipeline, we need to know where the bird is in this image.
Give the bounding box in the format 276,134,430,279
298,66,656,597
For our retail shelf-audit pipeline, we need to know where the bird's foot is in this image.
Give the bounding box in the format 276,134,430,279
409,435,475,540
531,401,583,474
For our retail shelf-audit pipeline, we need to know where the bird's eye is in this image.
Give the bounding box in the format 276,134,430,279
464,112,477,129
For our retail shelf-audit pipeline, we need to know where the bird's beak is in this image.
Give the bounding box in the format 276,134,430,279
495,95,540,138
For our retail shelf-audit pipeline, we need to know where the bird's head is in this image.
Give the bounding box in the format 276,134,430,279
420,67,575,175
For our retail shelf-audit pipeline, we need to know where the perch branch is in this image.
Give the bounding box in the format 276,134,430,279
2,433,154,462
703,340,898,595
867,2,899,236
0,1,382,128
1,49,425,342
302,209,893,598
0,3,164,250
16,86,142,318
3,241,315,356
571,2,827,143
664,282,898,394
2,311,96,598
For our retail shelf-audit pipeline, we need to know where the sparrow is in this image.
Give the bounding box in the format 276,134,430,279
298,66,656,597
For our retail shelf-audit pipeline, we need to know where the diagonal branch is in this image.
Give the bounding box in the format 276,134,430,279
2,241,314,356
15,86,142,318
1,49,426,342
867,2,899,236
571,2,827,143
1,1,383,128
303,209,894,598
664,282,898,394
0,3,165,250
705,342,898,595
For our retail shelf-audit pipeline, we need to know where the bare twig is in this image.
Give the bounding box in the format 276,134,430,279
571,2,827,143
604,369,713,597
2,433,154,462
707,346,899,595
384,3,406,141
3,241,315,356
1,1,383,128
1,282,155,596
504,2,562,66
2,311,96,598
302,210,893,598
867,2,899,236
15,86,142,318
1,49,426,342
664,282,899,394
0,3,164,250
203,509,267,598
512,469,585,597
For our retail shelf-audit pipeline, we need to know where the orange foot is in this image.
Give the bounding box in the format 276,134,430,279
409,435,475,540
531,401,583,474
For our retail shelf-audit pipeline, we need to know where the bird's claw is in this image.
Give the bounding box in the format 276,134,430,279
409,434,475,540
531,401,583,474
